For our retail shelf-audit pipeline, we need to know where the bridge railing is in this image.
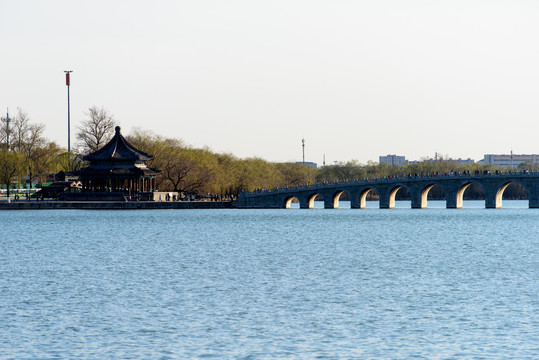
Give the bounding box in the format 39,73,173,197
242,170,539,196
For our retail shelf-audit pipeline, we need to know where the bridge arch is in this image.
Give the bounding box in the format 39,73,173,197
494,181,530,209
456,181,486,208
283,196,300,209
307,193,323,209
359,187,380,209
331,190,351,209
419,183,447,209
387,184,411,209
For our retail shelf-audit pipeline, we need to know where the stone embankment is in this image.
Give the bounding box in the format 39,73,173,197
0,201,233,210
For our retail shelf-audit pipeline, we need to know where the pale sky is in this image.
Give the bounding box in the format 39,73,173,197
1,0,538,164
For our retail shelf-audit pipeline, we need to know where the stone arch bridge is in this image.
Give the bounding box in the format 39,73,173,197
236,172,539,209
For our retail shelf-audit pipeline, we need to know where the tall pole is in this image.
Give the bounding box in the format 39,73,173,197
302,138,305,164
64,70,73,152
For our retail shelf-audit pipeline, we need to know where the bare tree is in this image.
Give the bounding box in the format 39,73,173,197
4,108,45,154
76,106,116,154
11,108,31,153
0,113,11,150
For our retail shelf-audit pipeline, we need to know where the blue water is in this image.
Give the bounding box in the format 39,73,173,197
1,202,537,359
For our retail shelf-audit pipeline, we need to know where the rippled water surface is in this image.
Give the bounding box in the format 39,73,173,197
1,202,537,359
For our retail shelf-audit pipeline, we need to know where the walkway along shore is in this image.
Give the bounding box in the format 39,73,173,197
0,200,233,210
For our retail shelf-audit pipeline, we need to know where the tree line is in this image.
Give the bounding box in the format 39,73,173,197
1,106,535,199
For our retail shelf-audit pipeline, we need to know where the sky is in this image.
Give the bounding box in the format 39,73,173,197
1,0,538,165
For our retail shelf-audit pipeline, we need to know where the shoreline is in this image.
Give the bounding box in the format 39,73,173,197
0,200,233,210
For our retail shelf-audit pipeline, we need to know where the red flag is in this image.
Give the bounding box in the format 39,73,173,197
66,73,70,86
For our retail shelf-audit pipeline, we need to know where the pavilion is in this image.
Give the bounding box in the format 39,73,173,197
79,126,160,197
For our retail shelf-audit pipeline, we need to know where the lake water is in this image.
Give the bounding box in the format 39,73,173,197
1,201,537,359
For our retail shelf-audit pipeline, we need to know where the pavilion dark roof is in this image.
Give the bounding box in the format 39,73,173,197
83,126,153,162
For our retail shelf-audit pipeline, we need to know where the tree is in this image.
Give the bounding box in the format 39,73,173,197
76,106,116,154
233,158,282,192
126,129,185,190
275,163,316,187
7,108,47,186
11,108,31,153
316,161,366,183
9,108,46,156
518,161,539,172
213,153,241,197
0,150,25,200
160,147,214,195
57,151,85,173
29,142,64,183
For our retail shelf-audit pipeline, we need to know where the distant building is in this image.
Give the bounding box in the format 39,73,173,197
480,154,539,168
408,157,475,165
296,161,317,168
452,158,475,165
379,154,406,166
